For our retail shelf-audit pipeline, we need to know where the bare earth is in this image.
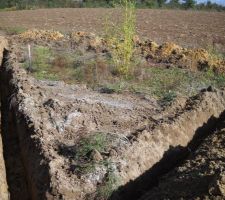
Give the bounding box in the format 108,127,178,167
0,8,225,52
1,8,225,200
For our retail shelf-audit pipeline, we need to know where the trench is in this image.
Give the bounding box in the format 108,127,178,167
111,111,225,200
0,49,50,200
0,49,31,200
0,48,225,200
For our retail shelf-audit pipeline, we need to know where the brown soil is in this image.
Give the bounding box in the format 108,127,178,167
0,8,225,53
1,43,225,199
0,9,225,199
139,115,225,200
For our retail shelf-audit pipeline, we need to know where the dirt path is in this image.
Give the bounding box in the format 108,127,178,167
0,9,225,52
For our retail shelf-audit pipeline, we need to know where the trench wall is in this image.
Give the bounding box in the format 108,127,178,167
116,88,225,199
0,45,52,199
0,37,9,200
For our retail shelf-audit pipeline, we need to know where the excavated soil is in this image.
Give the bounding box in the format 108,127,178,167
139,115,225,200
0,24,225,199
0,43,225,200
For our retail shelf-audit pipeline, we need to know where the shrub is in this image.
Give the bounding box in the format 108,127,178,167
105,0,136,77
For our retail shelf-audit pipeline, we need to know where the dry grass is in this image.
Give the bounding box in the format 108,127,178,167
19,29,64,41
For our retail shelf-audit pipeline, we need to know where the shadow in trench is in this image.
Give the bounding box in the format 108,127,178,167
109,111,225,200
0,49,31,200
0,49,51,200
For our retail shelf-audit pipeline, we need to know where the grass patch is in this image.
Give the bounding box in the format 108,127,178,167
76,133,108,159
2,26,26,35
99,66,225,104
207,45,225,60
74,132,108,175
23,45,59,81
31,46,53,79
0,6,17,12
23,44,225,105
136,67,225,97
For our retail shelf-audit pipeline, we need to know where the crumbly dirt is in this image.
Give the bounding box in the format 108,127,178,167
139,117,225,200
0,12,225,199
1,45,225,200
0,9,225,53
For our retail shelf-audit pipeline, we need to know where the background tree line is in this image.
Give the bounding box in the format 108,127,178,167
0,0,224,11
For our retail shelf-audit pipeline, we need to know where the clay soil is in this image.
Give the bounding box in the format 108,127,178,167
0,8,225,53
1,8,225,200
139,116,225,200
1,46,225,199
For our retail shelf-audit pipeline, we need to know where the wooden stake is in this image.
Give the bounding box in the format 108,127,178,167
28,44,32,72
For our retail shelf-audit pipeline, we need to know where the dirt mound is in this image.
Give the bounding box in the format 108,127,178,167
158,42,183,57
70,31,107,53
141,40,225,72
19,29,64,41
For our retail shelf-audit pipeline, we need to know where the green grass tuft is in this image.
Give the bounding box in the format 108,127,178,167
2,26,26,35
76,133,108,159
74,133,108,175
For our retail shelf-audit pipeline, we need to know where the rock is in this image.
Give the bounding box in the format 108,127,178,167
109,149,118,157
90,149,103,162
207,86,214,92
99,87,115,94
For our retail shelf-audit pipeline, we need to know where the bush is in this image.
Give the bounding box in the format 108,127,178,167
183,0,196,9
105,0,136,77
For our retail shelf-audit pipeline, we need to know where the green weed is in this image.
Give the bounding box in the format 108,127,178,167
100,81,127,93
207,45,225,61
27,46,59,80
76,133,108,159
74,133,109,175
